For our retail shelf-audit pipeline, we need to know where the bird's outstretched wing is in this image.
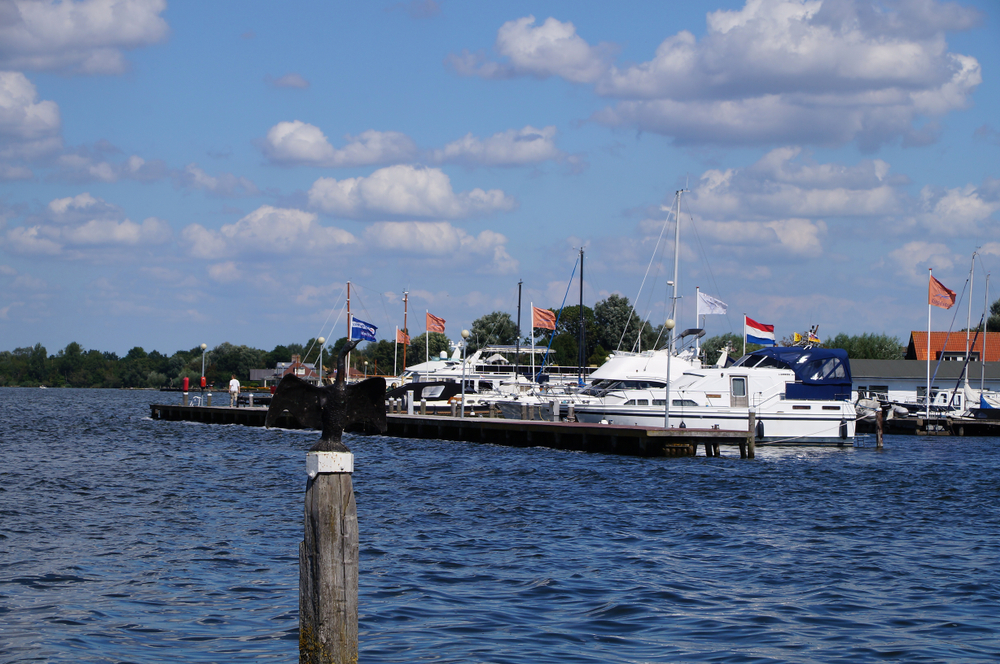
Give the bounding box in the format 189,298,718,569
265,374,325,429
344,377,388,434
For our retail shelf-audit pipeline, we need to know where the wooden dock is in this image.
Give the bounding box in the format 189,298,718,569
149,403,750,458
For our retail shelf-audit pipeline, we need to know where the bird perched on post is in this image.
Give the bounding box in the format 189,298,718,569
265,339,387,452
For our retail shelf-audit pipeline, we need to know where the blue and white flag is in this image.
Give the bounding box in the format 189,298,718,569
350,317,377,342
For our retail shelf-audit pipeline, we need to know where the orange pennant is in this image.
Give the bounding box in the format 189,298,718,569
929,275,956,309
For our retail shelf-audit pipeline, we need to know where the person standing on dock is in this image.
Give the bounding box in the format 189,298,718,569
229,374,240,407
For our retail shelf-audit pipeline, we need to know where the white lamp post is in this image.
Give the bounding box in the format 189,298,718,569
317,337,325,384
200,343,207,388
460,329,470,418
364,360,368,380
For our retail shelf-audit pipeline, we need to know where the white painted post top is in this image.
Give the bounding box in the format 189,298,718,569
306,451,354,478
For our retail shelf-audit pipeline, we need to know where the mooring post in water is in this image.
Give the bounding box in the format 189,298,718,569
747,411,756,459
875,409,884,449
300,451,358,664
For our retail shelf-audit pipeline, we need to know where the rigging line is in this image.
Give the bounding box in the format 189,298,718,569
683,199,733,337
618,202,674,352
324,299,349,348
537,256,580,379
302,286,347,362
348,282,391,334
930,276,969,387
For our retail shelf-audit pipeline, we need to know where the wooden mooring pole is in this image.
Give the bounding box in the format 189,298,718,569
300,451,358,664
747,411,756,459
875,409,884,449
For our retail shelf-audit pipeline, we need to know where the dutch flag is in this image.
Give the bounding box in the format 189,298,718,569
744,315,775,346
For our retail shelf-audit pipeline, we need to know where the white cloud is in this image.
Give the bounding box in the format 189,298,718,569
695,217,827,257
181,205,357,259
364,221,518,274
913,184,1000,236
208,261,243,283
448,15,614,83
263,121,418,167
3,215,170,255
430,125,562,167
268,73,309,89
0,0,169,75
0,71,62,160
308,165,516,219
458,2,983,148
1,192,171,256
688,147,903,220
888,241,955,282
175,163,259,197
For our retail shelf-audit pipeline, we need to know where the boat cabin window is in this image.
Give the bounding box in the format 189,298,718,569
800,357,847,381
732,377,746,397
652,399,666,406
732,355,790,370
421,385,446,399
672,399,697,407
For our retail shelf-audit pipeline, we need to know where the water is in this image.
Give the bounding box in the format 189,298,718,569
2,388,999,663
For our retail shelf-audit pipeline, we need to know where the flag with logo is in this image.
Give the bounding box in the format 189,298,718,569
396,328,410,344
350,317,377,342
532,306,556,330
929,275,956,309
697,291,727,316
426,312,446,333
744,315,775,346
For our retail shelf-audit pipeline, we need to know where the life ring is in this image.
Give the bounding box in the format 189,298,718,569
448,395,462,404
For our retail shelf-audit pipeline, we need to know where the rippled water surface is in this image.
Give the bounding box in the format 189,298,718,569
2,388,1000,663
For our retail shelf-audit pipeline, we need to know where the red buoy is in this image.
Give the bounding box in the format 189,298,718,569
182,377,189,392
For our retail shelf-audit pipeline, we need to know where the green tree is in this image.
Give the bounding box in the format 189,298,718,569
988,298,1000,332
700,333,753,366
358,339,396,376
207,342,266,384
824,333,902,359
408,332,451,363
594,294,644,353
469,311,518,352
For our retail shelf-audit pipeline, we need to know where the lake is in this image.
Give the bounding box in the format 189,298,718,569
2,387,999,662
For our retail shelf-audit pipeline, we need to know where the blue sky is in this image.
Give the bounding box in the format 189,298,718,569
1,0,998,356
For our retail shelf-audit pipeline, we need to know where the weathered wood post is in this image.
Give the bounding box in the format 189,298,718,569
264,338,386,664
875,409,883,449
747,411,756,459
420,398,427,415
520,402,528,420
568,403,575,422
300,451,358,664
450,401,457,417
206,392,212,407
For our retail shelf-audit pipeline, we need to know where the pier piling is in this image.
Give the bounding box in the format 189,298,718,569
747,411,756,459
300,451,358,664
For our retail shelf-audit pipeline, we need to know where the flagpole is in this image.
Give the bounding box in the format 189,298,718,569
346,281,351,381
927,269,932,419
695,286,701,361
426,310,429,365
402,291,408,372
530,302,536,379
743,314,747,357
394,326,399,376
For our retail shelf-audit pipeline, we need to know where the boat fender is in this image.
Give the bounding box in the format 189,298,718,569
839,420,848,439
755,419,764,440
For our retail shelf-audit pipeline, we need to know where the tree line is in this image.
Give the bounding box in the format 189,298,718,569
1,293,909,388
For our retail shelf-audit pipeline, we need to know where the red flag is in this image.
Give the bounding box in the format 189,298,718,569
396,328,410,344
532,306,556,330
426,312,446,333
929,275,956,309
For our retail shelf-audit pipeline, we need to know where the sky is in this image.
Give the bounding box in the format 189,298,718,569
1,0,998,357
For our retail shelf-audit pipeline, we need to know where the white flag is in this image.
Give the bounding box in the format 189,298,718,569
697,291,727,316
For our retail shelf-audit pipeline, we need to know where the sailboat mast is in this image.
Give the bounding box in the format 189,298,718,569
346,281,351,378
984,274,990,393
669,190,683,356
578,247,585,384
515,280,522,382
402,291,408,371
967,252,976,362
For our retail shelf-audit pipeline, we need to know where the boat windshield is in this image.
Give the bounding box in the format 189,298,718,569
731,354,793,370
580,379,667,396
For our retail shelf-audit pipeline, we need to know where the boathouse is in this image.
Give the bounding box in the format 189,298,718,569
249,354,321,386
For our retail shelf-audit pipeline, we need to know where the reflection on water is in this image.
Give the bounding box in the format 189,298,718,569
2,388,999,663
